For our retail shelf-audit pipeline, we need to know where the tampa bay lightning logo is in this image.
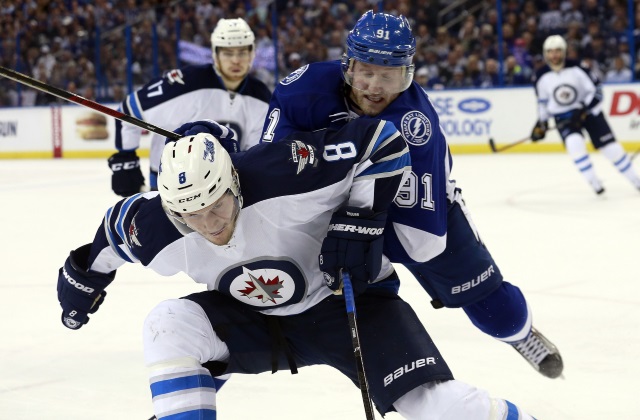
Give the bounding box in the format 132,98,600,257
280,65,309,85
553,84,578,106
400,111,432,146
203,139,215,162
216,259,308,309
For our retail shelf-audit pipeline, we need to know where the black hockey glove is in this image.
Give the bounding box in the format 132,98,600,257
108,151,145,197
57,244,115,330
319,207,386,296
569,107,588,131
530,121,548,142
169,120,239,153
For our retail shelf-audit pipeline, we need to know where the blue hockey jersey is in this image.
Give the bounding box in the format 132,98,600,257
87,119,410,316
262,61,458,264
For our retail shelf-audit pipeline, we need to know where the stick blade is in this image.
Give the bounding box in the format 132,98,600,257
488,137,498,153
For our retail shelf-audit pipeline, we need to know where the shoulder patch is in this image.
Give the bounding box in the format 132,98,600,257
400,111,432,146
163,68,185,85
290,140,317,174
281,65,309,85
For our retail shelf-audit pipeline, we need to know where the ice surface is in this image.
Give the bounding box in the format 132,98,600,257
1,153,638,419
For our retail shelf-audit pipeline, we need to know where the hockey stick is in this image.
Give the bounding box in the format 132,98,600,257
630,147,640,162
488,127,557,153
488,135,530,153
0,65,180,140
342,271,376,420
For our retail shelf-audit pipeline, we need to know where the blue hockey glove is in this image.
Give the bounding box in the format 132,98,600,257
319,207,386,296
57,244,115,330
530,121,548,142
108,151,145,197
168,120,239,153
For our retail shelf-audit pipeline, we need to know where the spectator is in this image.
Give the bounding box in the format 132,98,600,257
605,55,632,83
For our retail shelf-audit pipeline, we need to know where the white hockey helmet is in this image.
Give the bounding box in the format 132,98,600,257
211,18,255,51
543,35,567,53
158,133,241,214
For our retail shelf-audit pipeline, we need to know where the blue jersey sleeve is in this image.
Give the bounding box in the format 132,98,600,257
88,193,183,270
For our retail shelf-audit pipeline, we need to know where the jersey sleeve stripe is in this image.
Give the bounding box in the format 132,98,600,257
361,120,401,162
126,92,144,120
102,195,144,264
103,207,134,263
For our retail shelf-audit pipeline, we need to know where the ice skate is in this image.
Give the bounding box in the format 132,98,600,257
589,179,605,195
513,327,563,379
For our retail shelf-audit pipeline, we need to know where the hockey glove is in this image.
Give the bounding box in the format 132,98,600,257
569,107,588,131
530,121,548,142
57,244,115,330
108,151,145,197
319,207,386,296
169,120,239,153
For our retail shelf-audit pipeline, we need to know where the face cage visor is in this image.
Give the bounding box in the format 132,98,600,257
342,57,414,95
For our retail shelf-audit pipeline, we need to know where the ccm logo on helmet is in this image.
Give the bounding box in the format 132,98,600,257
63,268,95,294
178,193,202,203
328,224,384,236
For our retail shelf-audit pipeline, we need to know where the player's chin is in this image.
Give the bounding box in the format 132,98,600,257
205,226,233,245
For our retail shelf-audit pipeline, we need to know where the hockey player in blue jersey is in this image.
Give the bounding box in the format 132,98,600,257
262,10,564,379
531,35,640,194
108,17,271,196
56,120,537,419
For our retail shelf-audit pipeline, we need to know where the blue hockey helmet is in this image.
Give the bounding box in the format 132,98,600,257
345,10,416,67
342,11,416,93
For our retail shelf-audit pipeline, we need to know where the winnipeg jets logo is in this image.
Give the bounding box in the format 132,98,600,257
128,217,142,247
290,140,317,174
203,139,215,162
553,84,578,106
217,259,308,309
400,111,432,146
238,270,284,303
164,68,185,85
281,65,309,85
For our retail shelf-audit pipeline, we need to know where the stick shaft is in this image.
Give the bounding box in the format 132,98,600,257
0,65,180,140
342,272,375,420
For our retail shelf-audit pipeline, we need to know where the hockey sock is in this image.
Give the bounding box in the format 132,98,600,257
149,358,217,419
393,380,536,419
565,133,603,191
462,281,531,343
599,142,640,188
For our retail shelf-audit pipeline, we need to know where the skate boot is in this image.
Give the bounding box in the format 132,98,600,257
513,327,563,379
589,179,605,195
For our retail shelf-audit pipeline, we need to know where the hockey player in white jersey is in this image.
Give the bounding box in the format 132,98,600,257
531,35,640,194
108,17,271,196
57,119,537,419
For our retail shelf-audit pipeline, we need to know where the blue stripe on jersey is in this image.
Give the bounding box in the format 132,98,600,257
103,206,133,262
371,121,401,152
505,400,520,419
150,374,216,397
127,93,143,119
358,154,410,178
162,409,216,420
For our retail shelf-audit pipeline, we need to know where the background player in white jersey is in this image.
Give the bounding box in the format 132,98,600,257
107,17,271,196
531,35,640,195
56,120,536,419
262,11,563,379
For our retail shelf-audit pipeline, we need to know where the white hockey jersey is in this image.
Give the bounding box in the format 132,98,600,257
533,60,603,121
88,119,410,316
115,64,271,170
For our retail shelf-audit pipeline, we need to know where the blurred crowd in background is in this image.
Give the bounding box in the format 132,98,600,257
1,0,639,107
